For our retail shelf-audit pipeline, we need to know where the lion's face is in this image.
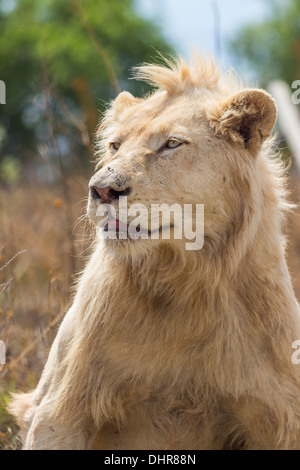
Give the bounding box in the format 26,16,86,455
88,77,276,256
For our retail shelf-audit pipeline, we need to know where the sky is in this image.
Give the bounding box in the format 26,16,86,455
136,0,271,81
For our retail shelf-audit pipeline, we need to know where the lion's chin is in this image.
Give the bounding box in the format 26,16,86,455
101,236,162,262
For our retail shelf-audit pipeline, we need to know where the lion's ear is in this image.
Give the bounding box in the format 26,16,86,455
208,89,277,156
113,91,142,116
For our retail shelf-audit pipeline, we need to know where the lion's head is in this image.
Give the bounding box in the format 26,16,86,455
87,53,277,259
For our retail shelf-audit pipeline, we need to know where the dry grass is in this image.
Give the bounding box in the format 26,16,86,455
1,171,300,450
0,176,92,449
0,3,122,450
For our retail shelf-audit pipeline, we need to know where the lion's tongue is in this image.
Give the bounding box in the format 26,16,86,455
104,219,128,233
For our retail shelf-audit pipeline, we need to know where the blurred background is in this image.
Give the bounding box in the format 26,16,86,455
1,0,300,449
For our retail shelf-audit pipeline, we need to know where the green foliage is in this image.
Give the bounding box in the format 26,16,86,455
0,0,173,171
0,155,21,183
230,0,300,87
0,379,20,450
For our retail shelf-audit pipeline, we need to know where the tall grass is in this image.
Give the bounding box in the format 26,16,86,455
0,178,92,449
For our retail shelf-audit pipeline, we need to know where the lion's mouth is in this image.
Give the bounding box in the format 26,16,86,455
103,218,141,234
104,219,129,233
102,218,174,238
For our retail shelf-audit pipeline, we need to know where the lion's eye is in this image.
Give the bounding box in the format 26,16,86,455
166,139,182,149
110,142,121,151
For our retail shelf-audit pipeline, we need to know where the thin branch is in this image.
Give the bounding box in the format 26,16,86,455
52,89,92,150
1,308,67,378
70,0,121,95
42,65,77,281
0,250,27,272
211,0,222,61
0,277,13,295
0,277,14,336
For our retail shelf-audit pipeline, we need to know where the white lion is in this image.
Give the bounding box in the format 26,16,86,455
10,53,300,449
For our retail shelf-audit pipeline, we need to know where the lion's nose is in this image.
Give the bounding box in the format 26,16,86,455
91,186,131,204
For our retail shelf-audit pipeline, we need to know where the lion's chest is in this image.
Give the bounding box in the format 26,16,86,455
89,396,212,450
87,335,214,449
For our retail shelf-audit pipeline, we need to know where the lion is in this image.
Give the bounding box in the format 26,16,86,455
9,52,300,450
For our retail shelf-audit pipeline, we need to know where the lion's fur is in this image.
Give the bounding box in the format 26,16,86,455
10,53,300,449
